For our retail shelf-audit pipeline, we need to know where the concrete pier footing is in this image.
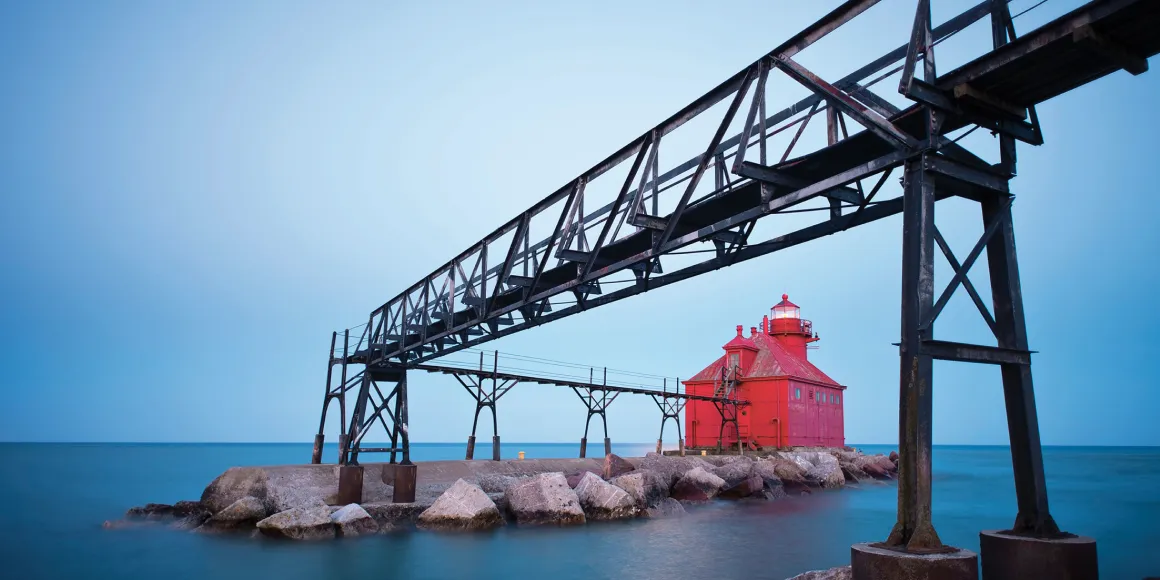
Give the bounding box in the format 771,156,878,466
979,530,1098,580
603,437,611,457
465,435,476,460
579,437,587,458
492,436,501,461
391,464,417,503
850,543,978,580
337,464,364,504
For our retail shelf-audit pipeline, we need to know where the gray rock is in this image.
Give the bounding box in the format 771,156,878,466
574,472,635,520
855,455,896,479
602,453,635,480
417,479,504,531
256,505,336,540
785,565,852,580
712,460,755,489
807,461,845,489
750,460,786,494
331,504,379,537
761,456,816,493
265,468,339,512
476,473,524,494
200,468,269,514
504,472,585,526
671,466,726,502
840,461,868,482
719,474,765,499
362,501,430,531
639,453,715,487
610,469,670,509
645,497,686,518
198,496,268,532
565,470,601,489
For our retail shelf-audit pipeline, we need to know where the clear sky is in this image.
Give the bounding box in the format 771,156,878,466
2,0,1157,446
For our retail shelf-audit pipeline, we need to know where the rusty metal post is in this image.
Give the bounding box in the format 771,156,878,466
603,437,611,457
311,434,325,465
465,435,476,460
336,434,348,464
337,464,364,505
886,155,941,552
579,437,587,458
393,370,417,503
492,435,501,461
312,332,338,464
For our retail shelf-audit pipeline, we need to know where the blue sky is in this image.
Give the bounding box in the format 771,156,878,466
1,0,1157,446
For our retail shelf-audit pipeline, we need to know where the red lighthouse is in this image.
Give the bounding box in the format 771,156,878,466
683,294,846,450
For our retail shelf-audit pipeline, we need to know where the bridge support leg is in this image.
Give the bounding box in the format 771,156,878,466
340,364,416,504
453,357,516,463
311,434,325,465
652,394,686,455
573,387,616,458
313,330,352,465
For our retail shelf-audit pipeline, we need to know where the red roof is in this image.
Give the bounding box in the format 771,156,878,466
773,293,798,310
686,331,841,386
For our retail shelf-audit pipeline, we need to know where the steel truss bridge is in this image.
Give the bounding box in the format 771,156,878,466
309,0,1158,555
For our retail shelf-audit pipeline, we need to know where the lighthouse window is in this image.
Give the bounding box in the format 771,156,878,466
836,395,841,405
795,387,801,400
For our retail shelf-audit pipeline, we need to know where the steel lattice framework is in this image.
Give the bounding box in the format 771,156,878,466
311,0,1159,554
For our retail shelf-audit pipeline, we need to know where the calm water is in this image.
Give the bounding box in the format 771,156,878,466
0,443,1157,579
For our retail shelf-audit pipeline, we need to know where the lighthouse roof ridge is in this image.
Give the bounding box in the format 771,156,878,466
688,329,840,386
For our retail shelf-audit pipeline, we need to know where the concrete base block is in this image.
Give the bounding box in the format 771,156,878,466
392,463,417,503
337,464,364,505
579,437,587,458
980,530,1098,580
603,437,611,457
465,435,476,460
851,542,978,580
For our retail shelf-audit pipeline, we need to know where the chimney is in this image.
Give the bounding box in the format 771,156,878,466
750,326,757,338
735,325,743,337
762,315,769,335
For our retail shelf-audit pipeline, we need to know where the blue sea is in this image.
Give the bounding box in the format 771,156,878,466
0,443,1157,579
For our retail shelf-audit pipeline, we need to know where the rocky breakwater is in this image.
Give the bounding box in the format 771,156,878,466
106,447,897,541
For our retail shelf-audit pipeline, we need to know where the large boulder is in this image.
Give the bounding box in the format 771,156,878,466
417,479,504,531
671,466,726,502
565,470,601,489
610,470,670,509
602,453,635,480
711,459,755,489
200,468,269,514
806,459,845,489
762,457,815,493
840,461,869,483
476,473,525,494
856,455,896,479
574,472,635,520
198,496,267,532
331,504,379,537
889,450,899,464
504,473,585,526
639,453,715,487
646,497,686,518
786,565,852,580
718,474,764,499
749,460,787,499
256,505,336,540
362,501,430,531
